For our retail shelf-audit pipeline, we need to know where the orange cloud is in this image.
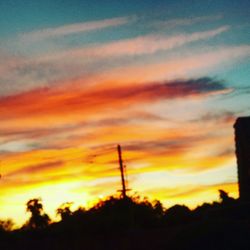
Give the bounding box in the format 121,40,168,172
0,78,230,124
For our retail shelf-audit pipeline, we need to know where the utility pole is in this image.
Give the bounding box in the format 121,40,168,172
117,144,129,199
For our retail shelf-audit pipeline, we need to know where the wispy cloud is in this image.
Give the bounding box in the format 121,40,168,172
96,45,250,85
19,16,134,42
152,14,223,29
41,26,229,61
2,43,249,97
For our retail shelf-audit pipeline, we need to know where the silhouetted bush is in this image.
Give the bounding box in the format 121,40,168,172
0,190,249,250
24,198,50,230
56,202,73,221
164,204,191,225
0,219,14,232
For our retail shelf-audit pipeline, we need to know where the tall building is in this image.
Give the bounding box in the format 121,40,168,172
234,117,250,202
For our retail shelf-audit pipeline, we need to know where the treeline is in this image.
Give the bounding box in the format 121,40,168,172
0,190,250,250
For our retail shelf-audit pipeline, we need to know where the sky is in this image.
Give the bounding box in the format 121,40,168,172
0,0,250,226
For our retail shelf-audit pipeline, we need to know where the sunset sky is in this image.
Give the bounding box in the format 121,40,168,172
0,0,250,226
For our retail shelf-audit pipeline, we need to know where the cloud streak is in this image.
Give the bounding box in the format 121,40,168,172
151,14,223,29
19,16,133,42
1,42,249,97
0,78,231,123
6,160,64,178
41,26,229,60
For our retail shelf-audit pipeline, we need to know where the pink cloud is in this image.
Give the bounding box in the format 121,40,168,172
41,26,229,61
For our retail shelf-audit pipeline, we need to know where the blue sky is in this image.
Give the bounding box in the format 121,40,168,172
1,0,250,36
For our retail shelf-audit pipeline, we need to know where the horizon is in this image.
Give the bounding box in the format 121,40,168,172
0,0,250,226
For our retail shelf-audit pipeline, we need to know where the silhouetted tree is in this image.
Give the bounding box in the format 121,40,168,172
152,199,164,217
0,191,250,250
25,198,50,229
219,189,235,205
56,202,73,221
165,204,191,225
0,219,14,232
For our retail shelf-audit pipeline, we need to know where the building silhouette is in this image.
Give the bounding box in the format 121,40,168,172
234,117,250,202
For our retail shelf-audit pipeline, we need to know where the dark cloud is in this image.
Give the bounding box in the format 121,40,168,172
88,77,228,102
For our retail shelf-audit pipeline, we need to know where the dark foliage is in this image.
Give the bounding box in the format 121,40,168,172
0,190,249,250
24,198,51,230
164,204,191,225
56,202,73,221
